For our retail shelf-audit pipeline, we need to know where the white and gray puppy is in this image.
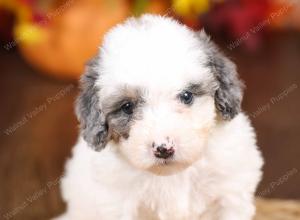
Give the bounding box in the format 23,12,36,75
55,15,263,220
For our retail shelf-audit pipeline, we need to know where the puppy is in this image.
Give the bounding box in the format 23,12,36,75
55,15,263,220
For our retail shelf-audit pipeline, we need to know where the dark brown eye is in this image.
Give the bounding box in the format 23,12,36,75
121,102,134,115
179,91,194,105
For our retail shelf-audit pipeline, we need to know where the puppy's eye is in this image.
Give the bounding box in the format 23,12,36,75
179,91,194,105
121,101,134,115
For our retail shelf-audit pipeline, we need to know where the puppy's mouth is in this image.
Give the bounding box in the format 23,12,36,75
148,158,189,176
155,157,174,166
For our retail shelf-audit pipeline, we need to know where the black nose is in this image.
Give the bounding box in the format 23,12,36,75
154,146,174,159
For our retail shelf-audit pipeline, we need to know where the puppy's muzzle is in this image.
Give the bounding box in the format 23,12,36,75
152,137,175,159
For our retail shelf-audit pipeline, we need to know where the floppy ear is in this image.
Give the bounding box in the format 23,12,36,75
75,55,108,151
199,31,244,120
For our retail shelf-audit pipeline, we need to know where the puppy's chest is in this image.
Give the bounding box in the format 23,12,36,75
135,180,213,220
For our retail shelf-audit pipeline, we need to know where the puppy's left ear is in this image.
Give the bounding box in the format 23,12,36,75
199,31,244,120
75,55,109,151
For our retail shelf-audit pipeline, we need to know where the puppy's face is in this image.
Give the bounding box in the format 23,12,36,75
76,15,243,175
100,75,217,175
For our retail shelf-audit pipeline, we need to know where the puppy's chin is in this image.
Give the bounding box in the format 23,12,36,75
147,160,191,176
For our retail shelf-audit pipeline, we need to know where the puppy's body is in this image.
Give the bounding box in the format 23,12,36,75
59,114,261,220
56,15,263,220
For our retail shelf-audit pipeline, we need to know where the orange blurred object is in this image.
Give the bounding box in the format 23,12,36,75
145,0,170,14
19,0,129,81
269,0,300,29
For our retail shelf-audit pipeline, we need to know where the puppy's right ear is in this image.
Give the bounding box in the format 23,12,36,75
198,30,244,120
75,55,108,151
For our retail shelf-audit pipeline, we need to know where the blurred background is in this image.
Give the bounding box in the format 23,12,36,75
0,0,299,219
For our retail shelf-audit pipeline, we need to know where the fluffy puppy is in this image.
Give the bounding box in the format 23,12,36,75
55,15,263,220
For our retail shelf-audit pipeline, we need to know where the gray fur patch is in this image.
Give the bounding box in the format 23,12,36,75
186,83,206,96
75,55,108,151
103,88,144,142
186,81,217,97
198,31,244,120
76,59,144,151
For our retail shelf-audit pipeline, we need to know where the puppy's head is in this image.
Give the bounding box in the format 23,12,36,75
76,15,244,175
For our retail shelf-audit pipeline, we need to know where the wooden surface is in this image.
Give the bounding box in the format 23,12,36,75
0,31,300,219
255,199,300,220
